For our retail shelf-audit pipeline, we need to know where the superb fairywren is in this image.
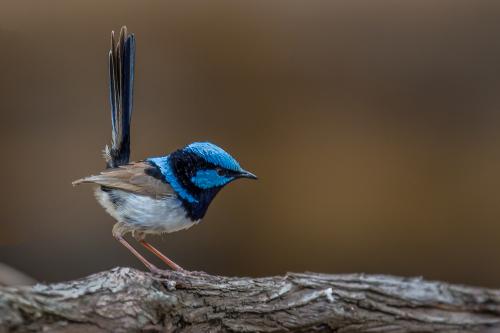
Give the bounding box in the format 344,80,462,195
73,27,257,273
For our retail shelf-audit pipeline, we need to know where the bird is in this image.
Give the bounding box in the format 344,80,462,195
73,26,257,274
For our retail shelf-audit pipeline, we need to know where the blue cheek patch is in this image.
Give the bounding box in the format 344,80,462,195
191,169,233,189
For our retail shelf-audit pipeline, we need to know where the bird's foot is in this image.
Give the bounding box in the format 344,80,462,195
148,265,191,276
148,266,174,277
185,270,208,276
149,266,208,277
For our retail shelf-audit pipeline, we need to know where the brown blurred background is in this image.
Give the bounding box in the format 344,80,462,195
1,0,500,287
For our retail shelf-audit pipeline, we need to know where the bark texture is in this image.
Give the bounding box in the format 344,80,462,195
0,267,500,333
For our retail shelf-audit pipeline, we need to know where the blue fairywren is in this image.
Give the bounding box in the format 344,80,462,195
73,27,257,273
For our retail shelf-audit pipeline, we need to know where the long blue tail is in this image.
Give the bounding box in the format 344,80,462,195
105,26,135,168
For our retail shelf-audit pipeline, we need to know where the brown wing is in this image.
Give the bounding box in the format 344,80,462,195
72,161,174,197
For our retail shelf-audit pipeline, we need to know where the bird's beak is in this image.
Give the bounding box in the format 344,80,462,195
238,169,258,180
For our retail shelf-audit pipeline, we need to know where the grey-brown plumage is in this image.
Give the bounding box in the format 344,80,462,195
73,161,198,238
73,162,174,198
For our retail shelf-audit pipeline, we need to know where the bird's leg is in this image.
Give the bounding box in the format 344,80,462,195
113,234,162,273
132,231,184,271
112,225,163,274
140,240,184,271
133,233,206,275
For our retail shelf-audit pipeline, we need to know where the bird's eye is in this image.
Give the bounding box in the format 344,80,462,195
215,167,224,176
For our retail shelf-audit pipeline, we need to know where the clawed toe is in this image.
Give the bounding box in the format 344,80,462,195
185,270,208,276
149,266,172,276
144,257,208,276
148,266,194,276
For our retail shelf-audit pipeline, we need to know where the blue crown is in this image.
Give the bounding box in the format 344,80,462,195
185,142,241,171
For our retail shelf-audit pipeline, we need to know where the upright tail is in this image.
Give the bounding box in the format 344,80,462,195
105,26,136,168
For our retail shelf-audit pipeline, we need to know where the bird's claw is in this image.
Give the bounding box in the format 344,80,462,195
186,270,208,276
149,266,173,277
148,266,208,277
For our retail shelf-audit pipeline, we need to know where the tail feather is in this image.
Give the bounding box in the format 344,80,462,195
106,26,135,168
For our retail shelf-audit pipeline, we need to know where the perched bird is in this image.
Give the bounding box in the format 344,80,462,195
73,27,256,273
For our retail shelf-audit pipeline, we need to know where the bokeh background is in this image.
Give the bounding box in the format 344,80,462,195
1,0,500,287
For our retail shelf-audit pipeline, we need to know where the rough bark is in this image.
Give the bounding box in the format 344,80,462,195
0,267,499,333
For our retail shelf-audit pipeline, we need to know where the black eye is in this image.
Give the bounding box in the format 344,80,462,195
215,167,225,176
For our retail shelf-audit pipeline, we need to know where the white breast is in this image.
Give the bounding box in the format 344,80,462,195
95,187,199,235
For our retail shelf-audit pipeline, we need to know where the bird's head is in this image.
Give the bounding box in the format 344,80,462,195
147,142,257,220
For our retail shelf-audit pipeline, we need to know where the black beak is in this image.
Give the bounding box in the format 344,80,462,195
238,169,258,180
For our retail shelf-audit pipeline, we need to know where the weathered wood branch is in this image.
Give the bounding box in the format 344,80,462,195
1,268,500,332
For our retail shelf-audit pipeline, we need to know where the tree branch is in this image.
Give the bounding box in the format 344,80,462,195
1,267,500,332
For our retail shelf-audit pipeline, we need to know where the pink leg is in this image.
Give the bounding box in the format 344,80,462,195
114,234,162,274
139,240,184,271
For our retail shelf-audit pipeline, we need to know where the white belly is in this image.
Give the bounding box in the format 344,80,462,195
95,188,199,234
